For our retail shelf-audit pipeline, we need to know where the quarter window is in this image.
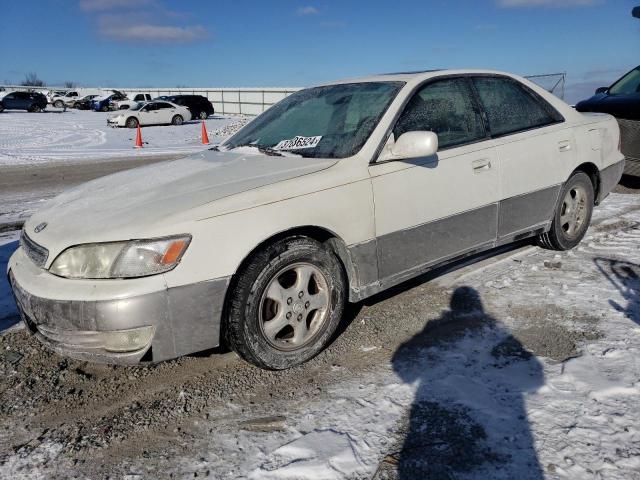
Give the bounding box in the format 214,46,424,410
393,79,485,149
472,77,561,137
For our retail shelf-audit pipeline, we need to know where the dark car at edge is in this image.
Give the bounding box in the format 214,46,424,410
576,65,640,176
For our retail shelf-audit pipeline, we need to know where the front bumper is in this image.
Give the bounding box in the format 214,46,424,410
8,247,230,365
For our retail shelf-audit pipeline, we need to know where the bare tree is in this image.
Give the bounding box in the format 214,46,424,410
21,72,46,87
64,81,77,88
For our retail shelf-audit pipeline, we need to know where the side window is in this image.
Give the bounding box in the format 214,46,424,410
472,77,560,137
393,78,485,149
134,94,143,101
608,67,640,95
156,102,171,109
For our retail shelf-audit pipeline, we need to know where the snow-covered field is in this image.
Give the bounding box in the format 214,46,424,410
0,109,241,165
1,193,639,479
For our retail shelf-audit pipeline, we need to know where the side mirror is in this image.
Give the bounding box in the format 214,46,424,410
379,131,438,162
595,87,608,95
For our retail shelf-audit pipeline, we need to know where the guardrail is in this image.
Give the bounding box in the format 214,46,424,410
1,72,566,116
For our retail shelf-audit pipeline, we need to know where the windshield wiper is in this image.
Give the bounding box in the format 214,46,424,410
256,146,284,156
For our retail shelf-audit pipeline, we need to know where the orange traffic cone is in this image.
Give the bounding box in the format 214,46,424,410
134,125,143,148
201,121,210,145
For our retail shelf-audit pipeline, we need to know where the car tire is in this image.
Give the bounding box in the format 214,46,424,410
0,103,4,113
172,115,184,125
101,105,109,112
54,100,63,108
224,236,347,370
125,117,138,128
538,171,594,251
199,111,208,120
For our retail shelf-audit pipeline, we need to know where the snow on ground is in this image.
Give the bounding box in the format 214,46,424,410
0,109,244,165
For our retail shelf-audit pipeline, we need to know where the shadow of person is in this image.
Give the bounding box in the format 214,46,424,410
0,239,20,332
387,287,545,480
594,257,640,325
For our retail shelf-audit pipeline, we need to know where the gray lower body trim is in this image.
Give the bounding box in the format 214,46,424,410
9,271,229,365
598,158,626,202
375,204,498,281
498,185,560,239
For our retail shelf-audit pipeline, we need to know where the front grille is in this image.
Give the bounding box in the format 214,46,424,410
20,230,49,268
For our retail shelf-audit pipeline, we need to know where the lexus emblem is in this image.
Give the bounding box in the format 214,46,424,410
34,222,47,233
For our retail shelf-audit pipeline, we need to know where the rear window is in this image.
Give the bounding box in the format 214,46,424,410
472,77,562,137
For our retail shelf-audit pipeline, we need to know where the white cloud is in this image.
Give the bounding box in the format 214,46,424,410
99,22,208,42
297,6,319,15
497,0,599,6
79,0,151,11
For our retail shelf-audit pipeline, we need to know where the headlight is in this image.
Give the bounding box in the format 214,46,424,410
49,235,191,279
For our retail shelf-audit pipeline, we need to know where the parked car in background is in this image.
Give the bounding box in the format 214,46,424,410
91,91,127,112
164,94,214,119
115,92,153,110
51,89,102,108
576,65,640,176
74,94,100,110
0,91,48,112
52,91,78,108
9,70,624,369
107,100,191,127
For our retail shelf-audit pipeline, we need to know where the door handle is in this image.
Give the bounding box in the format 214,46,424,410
558,140,572,152
472,158,492,172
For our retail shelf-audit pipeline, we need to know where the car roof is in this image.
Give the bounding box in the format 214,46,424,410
317,68,523,86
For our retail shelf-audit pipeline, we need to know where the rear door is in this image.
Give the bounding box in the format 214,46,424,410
471,76,574,241
155,102,175,123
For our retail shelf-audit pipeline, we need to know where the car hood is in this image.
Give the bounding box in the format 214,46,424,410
26,149,337,250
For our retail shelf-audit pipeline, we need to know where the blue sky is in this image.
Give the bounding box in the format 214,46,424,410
0,0,638,102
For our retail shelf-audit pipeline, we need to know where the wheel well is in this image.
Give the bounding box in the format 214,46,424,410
572,162,600,203
223,226,358,324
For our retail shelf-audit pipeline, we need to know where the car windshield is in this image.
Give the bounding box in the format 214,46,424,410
609,66,640,95
223,82,404,159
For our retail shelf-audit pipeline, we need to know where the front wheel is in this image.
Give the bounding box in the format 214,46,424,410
538,171,594,251
224,237,346,370
101,105,109,112
125,117,138,128
54,100,63,108
171,114,184,125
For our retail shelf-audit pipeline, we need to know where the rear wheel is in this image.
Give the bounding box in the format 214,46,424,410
54,100,63,108
172,114,184,125
0,103,4,113
224,237,346,370
100,105,109,112
198,111,208,120
125,117,138,128
538,171,594,250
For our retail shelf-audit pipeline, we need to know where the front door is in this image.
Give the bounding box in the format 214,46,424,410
369,77,500,283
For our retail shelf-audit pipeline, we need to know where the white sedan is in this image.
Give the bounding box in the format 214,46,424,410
107,101,191,128
9,69,624,370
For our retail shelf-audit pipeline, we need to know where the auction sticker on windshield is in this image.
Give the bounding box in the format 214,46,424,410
273,136,322,150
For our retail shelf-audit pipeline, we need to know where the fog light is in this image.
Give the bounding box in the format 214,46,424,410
103,326,155,352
